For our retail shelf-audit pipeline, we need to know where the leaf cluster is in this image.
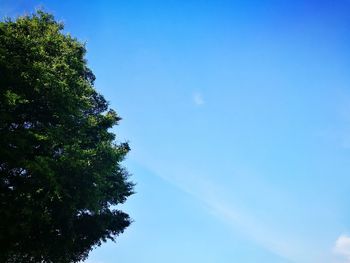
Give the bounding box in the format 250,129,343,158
0,11,134,262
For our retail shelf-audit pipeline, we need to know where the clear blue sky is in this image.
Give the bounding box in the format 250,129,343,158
2,1,350,262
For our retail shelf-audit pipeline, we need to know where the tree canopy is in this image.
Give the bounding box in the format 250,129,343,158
0,11,134,262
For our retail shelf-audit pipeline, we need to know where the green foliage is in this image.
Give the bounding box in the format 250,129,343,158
0,11,134,262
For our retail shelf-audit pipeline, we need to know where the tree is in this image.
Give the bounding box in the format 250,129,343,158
0,11,134,262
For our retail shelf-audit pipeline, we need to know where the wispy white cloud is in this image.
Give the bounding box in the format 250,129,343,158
193,92,204,106
333,235,350,262
131,154,309,263
187,186,303,263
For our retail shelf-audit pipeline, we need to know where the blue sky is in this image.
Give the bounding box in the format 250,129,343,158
2,1,350,262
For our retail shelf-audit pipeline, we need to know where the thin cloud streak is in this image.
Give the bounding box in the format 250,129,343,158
133,156,306,263
181,184,300,263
